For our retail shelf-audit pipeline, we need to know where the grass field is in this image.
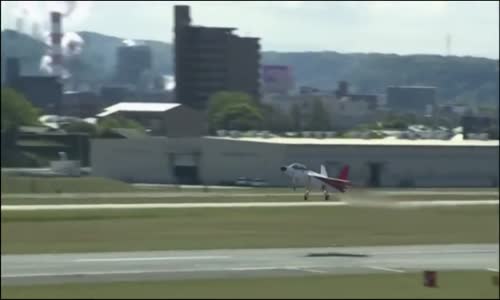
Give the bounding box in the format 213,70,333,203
1,176,136,194
2,205,498,254
3,175,499,196
2,271,498,299
1,195,498,205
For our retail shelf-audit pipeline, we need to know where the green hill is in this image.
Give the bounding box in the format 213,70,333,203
1,29,498,106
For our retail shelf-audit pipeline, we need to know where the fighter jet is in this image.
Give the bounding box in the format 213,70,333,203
280,163,351,200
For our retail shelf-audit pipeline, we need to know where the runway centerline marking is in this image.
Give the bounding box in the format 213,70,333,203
367,266,405,273
288,267,328,274
75,256,231,262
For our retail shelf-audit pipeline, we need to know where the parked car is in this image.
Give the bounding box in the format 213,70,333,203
250,178,269,187
235,177,251,186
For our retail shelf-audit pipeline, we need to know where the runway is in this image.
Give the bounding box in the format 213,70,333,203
3,189,498,199
2,244,498,286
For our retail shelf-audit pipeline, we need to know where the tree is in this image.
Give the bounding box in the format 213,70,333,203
1,88,40,130
98,115,144,131
262,104,292,133
380,113,417,130
305,99,331,131
97,115,145,137
61,121,98,136
213,102,263,131
208,91,263,132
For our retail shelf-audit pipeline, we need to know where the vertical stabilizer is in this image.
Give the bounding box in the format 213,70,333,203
320,165,328,177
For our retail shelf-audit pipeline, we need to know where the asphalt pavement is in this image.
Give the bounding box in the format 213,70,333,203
2,244,498,286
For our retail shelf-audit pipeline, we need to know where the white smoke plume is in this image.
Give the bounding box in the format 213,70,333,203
123,39,137,47
62,32,84,56
11,1,93,78
40,55,53,74
163,75,176,91
42,30,85,56
12,1,44,35
40,55,71,79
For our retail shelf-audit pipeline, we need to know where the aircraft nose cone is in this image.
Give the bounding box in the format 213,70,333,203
280,166,287,172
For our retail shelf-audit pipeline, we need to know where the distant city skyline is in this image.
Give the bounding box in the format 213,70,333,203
1,1,499,59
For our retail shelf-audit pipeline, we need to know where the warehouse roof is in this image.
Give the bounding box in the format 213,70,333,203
207,136,499,147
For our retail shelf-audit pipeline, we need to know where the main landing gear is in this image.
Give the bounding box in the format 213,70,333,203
303,189,331,201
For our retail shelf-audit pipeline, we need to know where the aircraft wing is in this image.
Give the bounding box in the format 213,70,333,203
307,171,351,192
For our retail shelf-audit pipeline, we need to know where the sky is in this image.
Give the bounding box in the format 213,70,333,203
1,1,499,59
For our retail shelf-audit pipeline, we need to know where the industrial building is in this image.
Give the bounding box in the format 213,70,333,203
261,65,295,95
461,115,497,140
386,86,437,115
62,91,101,118
96,102,207,137
174,5,260,110
9,75,63,114
91,136,499,187
4,56,63,114
114,45,153,89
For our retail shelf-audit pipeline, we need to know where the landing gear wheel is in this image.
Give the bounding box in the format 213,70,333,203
304,195,308,201
325,194,330,201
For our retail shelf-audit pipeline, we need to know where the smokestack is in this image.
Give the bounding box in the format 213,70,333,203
50,11,64,79
15,18,24,33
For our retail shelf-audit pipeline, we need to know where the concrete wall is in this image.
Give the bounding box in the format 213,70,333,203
91,137,499,187
91,137,201,183
281,145,498,187
91,138,170,183
163,106,207,137
199,138,285,185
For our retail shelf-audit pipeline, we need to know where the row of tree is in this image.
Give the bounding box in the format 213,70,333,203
4,87,480,138
207,91,332,133
1,88,143,136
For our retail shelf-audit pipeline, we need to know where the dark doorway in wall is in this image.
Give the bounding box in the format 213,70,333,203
368,162,383,187
174,166,199,184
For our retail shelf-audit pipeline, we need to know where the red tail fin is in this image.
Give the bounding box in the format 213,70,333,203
338,165,349,180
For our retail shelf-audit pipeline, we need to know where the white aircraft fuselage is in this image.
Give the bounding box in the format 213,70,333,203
280,163,351,200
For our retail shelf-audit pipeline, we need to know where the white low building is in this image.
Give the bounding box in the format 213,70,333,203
91,136,499,187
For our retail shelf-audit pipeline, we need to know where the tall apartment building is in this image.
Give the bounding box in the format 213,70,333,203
174,5,260,110
115,45,153,90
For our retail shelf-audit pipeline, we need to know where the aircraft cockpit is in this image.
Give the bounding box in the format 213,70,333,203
291,163,308,171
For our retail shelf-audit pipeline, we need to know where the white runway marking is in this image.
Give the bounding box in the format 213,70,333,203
1,200,497,211
486,268,499,272
377,191,499,196
75,256,231,262
297,268,328,274
1,192,296,199
396,200,499,207
2,266,324,279
367,266,405,273
1,202,348,211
